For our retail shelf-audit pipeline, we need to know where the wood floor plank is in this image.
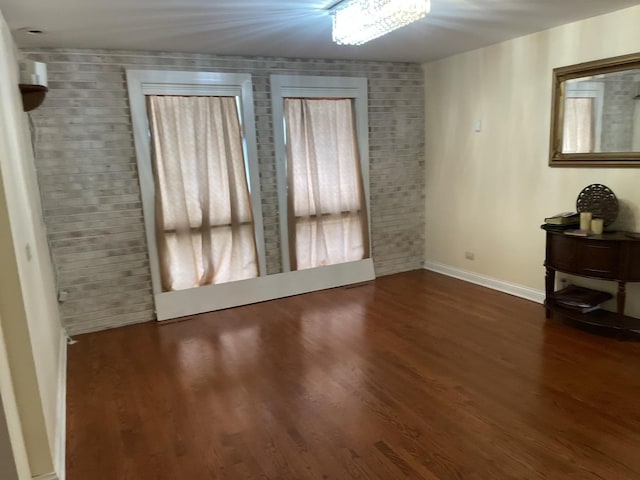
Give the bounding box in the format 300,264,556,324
66,270,640,479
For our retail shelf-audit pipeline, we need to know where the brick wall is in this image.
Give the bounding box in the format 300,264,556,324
601,71,637,152
22,49,425,335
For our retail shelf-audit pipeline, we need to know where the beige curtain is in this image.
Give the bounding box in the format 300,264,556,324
284,98,369,270
147,95,258,292
563,97,595,153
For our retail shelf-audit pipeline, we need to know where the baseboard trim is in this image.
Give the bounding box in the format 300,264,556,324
155,259,376,321
54,332,67,480
423,261,545,304
33,473,57,480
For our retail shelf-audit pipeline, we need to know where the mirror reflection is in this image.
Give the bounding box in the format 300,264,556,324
562,69,640,154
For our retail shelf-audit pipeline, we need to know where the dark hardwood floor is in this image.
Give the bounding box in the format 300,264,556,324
66,270,640,479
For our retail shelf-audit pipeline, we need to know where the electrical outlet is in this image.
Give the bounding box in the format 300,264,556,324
465,251,475,260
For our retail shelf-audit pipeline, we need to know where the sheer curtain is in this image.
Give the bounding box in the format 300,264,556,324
284,98,369,270
563,97,595,153
147,95,258,291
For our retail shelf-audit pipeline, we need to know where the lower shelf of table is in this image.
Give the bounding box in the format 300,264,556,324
545,301,640,338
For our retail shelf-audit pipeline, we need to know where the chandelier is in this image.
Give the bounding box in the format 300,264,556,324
330,0,431,46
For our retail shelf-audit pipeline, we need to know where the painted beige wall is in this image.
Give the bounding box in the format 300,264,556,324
0,312,29,480
0,392,20,480
0,9,64,477
0,313,23,480
424,5,640,316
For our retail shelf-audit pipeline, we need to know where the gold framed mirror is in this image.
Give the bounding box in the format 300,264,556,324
549,52,640,167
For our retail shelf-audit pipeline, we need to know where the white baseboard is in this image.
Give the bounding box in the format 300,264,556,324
155,259,376,321
33,473,57,480
423,261,545,304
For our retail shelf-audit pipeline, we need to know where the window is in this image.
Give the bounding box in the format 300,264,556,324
147,95,258,290
563,81,604,153
128,71,374,321
127,70,265,319
563,97,595,153
270,75,371,274
284,98,369,270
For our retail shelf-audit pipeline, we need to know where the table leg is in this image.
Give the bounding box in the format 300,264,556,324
545,267,555,319
617,281,626,330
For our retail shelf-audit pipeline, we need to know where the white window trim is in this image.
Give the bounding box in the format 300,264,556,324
154,259,376,320
125,71,374,322
270,74,372,273
126,70,266,312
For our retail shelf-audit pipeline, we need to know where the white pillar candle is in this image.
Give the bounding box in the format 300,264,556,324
591,218,604,235
580,212,592,230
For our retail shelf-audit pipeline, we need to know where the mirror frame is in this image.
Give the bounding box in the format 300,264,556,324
549,52,640,167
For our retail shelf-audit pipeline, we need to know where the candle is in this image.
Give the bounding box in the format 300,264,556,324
591,218,604,235
580,212,592,231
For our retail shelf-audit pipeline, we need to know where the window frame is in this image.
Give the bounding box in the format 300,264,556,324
126,69,266,300
270,75,371,272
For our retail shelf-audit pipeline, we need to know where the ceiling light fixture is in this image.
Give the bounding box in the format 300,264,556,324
330,0,431,46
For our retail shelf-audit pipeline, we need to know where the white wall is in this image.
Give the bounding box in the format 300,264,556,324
423,6,640,316
0,8,65,478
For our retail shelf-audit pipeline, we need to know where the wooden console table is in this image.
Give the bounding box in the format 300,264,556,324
543,230,640,335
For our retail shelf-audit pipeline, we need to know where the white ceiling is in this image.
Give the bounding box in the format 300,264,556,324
2,0,640,63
